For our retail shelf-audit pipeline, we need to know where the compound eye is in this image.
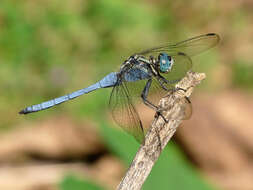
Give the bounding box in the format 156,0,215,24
159,53,171,73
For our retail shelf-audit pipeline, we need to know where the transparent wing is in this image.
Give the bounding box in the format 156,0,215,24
146,53,193,120
109,76,192,143
109,53,193,142
123,53,192,100
123,77,164,134
109,81,145,142
160,52,192,88
108,76,170,141
120,59,193,135
138,33,220,57
159,53,193,119
147,80,193,121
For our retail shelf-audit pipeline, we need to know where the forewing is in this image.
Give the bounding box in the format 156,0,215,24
138,33,220,57
109,53,193,142
119,53,192,107
148,53,193,120
120,53,193,127
109,81,144,142
148,80,193,120
160,53,193,119
160,52,192,89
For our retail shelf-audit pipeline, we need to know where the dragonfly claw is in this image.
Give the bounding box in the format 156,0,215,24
156,108,169,123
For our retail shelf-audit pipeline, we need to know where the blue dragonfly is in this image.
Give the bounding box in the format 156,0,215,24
20,33,220,142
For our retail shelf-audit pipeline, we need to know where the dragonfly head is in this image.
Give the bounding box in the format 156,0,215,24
158,53,174,73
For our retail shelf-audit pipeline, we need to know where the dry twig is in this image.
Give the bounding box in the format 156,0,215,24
117,71,206,190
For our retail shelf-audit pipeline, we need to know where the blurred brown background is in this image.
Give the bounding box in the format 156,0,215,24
0,0,253,190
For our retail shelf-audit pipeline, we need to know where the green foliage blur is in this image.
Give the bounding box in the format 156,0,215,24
61,122,215,190
0,0,222,127
0,0,252,189
60,175,105,190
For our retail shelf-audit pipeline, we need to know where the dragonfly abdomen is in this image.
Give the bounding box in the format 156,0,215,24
19,72,118,114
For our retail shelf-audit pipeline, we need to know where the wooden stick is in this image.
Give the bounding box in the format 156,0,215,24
117,71,206,190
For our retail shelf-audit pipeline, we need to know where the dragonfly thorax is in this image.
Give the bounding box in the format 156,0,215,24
158,53,174,73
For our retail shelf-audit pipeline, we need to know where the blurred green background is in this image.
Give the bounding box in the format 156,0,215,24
0,0,253,190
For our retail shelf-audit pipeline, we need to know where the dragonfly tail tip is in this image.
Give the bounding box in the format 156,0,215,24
206,33,216,36
19,109,26,114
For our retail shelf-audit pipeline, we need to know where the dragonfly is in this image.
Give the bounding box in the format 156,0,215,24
19,33,220,142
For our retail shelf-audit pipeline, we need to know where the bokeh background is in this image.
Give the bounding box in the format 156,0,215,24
0,0,253,190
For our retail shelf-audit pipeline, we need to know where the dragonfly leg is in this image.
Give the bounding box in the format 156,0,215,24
141,78,173,125
185,96,191,104
157,76,171,91
169,87,189,94
141,79,158,110
155,109,169,124
157,73,181,90
157,75,188,94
